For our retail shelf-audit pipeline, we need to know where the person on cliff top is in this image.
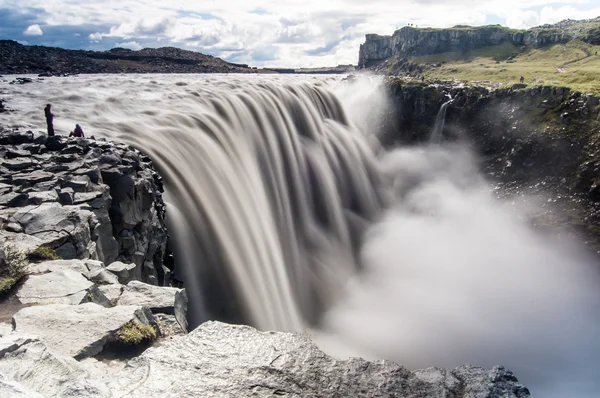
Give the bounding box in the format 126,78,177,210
520,76,525,83
44,104,54,136
69,124,84,138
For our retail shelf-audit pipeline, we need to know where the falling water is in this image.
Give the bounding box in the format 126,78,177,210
429,97,453,144
114,79,387,330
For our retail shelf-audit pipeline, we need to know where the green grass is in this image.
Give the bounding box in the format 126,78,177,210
116,322,157,345
407,40,600,94
28,246,61,262
0,245,27,295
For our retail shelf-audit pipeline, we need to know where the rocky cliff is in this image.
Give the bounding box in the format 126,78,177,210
0,129,169,285
382,78,600,250
359,17,600,68
0,41,254,75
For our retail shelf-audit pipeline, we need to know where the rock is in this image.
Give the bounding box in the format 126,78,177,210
13,203,95,259
44,136,66,151
16,270,93,305
0,323,12,337
174,289,188,333
87,267,119,285
96,284,124,306
0,193,28,207
1,131,168,287
0,132,33,145
107,321,531,397
0,371,44,398
73,191,104,204
0,334,38,358
60,175,90,192
27,259,89,275
118,280,180,314
1,158,37,171
57,187,75,205
0,337,109,397
106,261,138,284
23,190,58,205
12,303,156,359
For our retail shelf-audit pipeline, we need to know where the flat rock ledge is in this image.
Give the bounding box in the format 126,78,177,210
0,130,168,285
0,321,531,398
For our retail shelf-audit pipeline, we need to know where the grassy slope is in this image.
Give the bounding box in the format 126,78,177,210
410,40,600,94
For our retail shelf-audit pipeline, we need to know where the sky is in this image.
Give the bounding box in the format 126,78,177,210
1,0,599,67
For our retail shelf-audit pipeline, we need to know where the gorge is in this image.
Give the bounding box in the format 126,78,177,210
1,72,599,397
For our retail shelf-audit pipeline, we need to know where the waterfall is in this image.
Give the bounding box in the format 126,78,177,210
429,98,452,144
116,81,386,331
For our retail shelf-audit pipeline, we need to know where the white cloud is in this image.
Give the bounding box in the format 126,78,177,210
23,24,43,36
8,1,600,66
89,32,103,41
115,40,143,50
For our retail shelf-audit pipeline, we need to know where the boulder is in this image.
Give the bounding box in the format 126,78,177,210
106,261,138,284
16,270,93,305
118,281,180,314
107,321,531,397
12,303,155,359
0,336,109,397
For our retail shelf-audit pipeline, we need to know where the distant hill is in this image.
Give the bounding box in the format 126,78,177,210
0,41,256,74
359,17,600,93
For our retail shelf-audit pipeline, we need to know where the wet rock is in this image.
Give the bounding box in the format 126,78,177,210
117,280,180,314
16,270,93,305
12,303,156,359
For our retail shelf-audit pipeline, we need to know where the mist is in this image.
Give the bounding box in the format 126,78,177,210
316,144,600,398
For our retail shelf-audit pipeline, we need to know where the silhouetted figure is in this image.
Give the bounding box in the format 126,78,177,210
421,75,425,82
520,76,525,83
44,104,54,136
70,124,84,138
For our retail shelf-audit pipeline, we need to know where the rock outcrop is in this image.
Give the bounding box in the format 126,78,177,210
0,321,532,397
382,78,600,251
359,17,600,68
0,41,255,75
0,131,169,285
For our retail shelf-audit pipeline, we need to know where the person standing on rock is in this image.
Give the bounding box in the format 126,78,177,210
44,104,54,136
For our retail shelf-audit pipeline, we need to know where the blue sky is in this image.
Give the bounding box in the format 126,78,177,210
1,0,598,67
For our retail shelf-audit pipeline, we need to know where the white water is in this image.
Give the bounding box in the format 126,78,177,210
429,98,452,144
1,74,599,397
